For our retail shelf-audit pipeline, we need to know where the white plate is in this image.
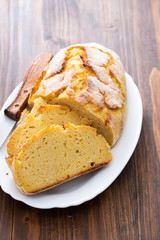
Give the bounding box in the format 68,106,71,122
0,73,143,209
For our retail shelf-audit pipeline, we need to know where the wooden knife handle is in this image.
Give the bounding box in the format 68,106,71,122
4,52,53,121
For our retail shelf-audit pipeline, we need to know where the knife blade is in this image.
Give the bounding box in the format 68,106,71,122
0,107,16,148
0,52,53,148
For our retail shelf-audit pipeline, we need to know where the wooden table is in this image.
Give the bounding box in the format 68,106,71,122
0,0,160,239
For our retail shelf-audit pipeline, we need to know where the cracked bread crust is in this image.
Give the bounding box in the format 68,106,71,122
28,43,127,146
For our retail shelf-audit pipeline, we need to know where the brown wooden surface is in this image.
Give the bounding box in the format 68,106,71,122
0,0,160,239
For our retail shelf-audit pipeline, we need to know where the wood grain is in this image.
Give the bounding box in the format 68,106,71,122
0,0,160,239
150,68,160,159
149,68,160,240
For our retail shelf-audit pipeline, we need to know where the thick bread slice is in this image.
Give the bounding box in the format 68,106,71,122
12,123,112,194
28,43,127,147
7,98,91,166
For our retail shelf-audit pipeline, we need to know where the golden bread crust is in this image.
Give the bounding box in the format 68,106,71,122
28,44,127,146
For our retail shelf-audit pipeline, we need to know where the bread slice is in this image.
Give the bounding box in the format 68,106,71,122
28,43,127,147
12,123,112,194
7,98,92,167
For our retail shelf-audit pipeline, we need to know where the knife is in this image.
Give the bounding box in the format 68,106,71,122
0,52,53,148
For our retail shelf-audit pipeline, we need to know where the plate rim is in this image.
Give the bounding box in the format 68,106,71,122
0,72,143,209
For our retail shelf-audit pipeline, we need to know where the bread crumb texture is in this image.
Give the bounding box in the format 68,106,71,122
7,98,92,166
13,123,112,194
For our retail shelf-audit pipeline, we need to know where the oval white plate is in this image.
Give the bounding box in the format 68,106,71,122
0,73,143,209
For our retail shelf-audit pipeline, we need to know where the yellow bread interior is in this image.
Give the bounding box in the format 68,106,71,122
12,123,112,194
7,98,92,166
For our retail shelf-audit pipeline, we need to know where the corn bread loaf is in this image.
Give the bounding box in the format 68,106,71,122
28,43,127,146
6,43,127,195
7,98,91,166
12,123,112,194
